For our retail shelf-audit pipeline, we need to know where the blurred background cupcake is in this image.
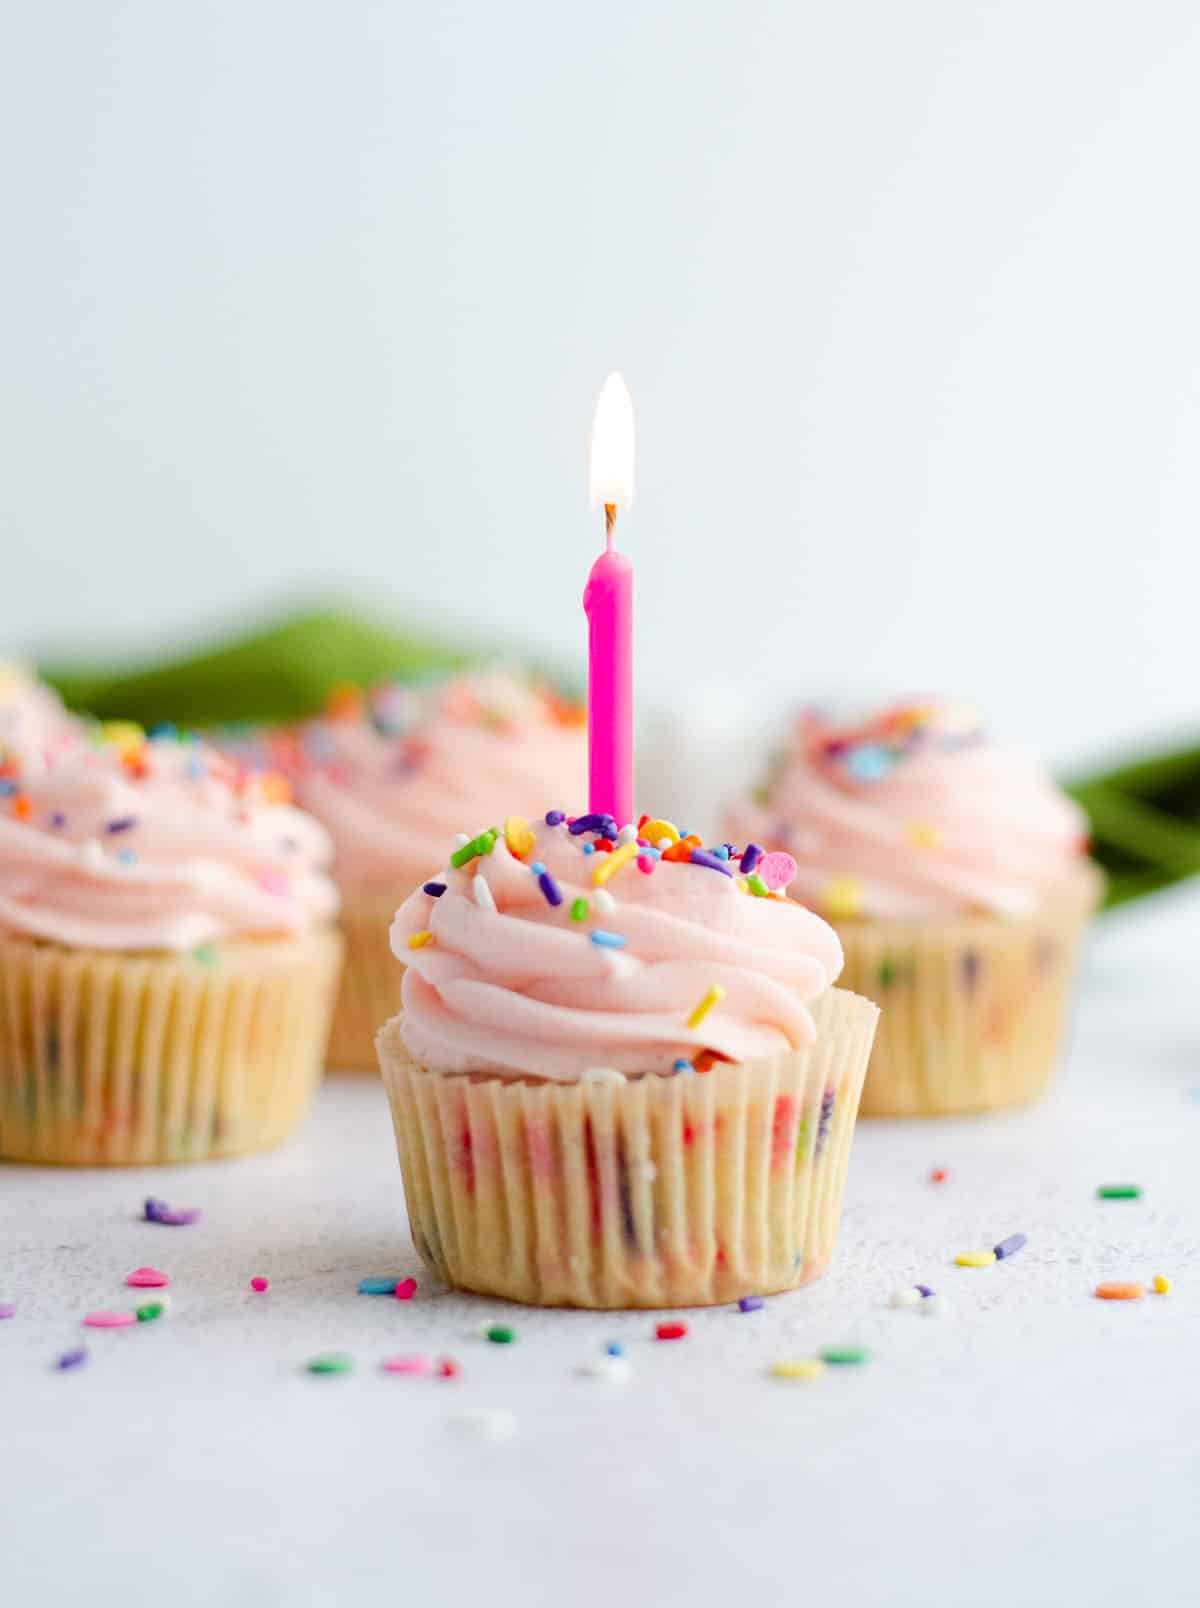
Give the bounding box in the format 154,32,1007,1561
725,699,1103,1116
0,717,342,1164
247,667,587,1071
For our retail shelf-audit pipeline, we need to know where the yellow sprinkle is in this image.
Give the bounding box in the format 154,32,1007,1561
503,815,536,860
407,931,434,950
592,839,640,886
687,984,726,1031
736,879,748,893
640,819,680,846
1152,1275,1171,1295
905,822,940,850
955,1250,997,1268
99,719,145,753
770,1358,826,1381
822,875,864,921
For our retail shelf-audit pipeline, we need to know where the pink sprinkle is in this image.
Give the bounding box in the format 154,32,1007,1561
636,855,656,874
394,1277,418,1301
250,1276,270,1293
382,1353,431,1376
126,1266,169,1289
83,1310,137,1329
257,869,291,898
758,851,798,892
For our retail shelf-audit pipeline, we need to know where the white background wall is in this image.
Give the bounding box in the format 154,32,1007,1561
2,2,1198,773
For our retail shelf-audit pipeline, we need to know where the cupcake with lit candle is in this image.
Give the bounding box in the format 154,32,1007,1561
0,726,342,1164
375,809,878,1308
724,700,1102,1116
260,668,587,1070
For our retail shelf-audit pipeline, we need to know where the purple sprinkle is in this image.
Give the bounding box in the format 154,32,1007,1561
915,1284,935,1299
569,813,617,838
961,950,981,993
993,1233,1027,1261
423,881,446,898
105,817,138,835
544,810,566,826
50,812,67,829
56,1346,88,1371
0,1302,16,1320
738,1295,764,1313
144,1197,202,1227
740,843,764,874
688,848,733,877
590,929,626,949
537,871,563,908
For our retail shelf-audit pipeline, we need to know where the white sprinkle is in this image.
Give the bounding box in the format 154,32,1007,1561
599,949,634,980
473,875,496,912
921,1294,951,1318
583,1067,626,1086
579,1357,632,1383
81,839,106,870
616,824,639,846
638,1161,657,1183
453,833,470,848
593,888,616,914
450,1409,518,1441
889,1287,922,1310
655,837,673,851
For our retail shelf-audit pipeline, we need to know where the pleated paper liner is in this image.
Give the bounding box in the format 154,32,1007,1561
837,861,1103,1117
377,986,878,1309
326,885,416,1072
0,927,343,1165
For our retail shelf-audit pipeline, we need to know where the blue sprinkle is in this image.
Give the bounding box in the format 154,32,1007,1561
590,929,626,949
672,1059,695,1075
423,881,446,898
530,861,546,876
993,1233,1027,1261
184,758,208,780
582,843,595,855
712,845,731,861
605,1341,625,1357
117,849,138,866
147,721,177,740
738,1296,764,1313
688,849,733,877
538,871,563,908
640,845,661,860
358,1276,403,1295
0,779,16,798
104,817,137,835
846,744,895,782
545,810,565,826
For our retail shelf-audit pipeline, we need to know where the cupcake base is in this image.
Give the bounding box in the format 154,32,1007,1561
0,927,343,1165
376,987,878,1309
838,863,1102,1117
326,886,414,1073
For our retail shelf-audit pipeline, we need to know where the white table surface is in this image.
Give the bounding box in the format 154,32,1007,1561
3,886,1198,1608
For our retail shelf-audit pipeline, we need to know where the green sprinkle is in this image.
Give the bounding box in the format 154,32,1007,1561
307,1352,354,1375
746,874,769,897
878,958,897,988
485,1324,516,1345
450,830,497,869
192,945,219,967
135,1302,166,1323
1097,1184,1142,1200
570,897,590,923
819,1345,869,1366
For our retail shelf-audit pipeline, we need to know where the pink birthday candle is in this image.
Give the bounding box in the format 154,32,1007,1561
584,375,636,828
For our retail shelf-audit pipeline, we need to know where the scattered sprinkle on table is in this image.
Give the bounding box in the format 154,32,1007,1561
437,1358,461,1379
308,1353,355,1375
993,1233,1027,1260
770,1358,825,1381
358,1276,404,1295
955,1250,997,1268
1152,1276,1172,1295
890,1287,923,1309
136,1301,167,1323
1097,1184,1141,1200
930,1168,948,1183
580,1356,632,1383
126,1267,168,1288
56,1347,88,1371
655,1321,688,1341
915,1284,934,1298
250,1276,270,1293
921,1294,951,1317
484,1324,516,1344
0,1302,16,1320
394,1277,417,1301
382,1354,432,1375
819,1345,869,1366
84,1310,137,1329
1094,1282,1145,1301
738,1296,764,1313
143,1197,201,1227
605,1341,625,1356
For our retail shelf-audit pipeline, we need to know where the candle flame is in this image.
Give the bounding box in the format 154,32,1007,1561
589,373,635,511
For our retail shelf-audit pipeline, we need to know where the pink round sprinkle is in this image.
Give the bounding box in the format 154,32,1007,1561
636,855,656,874
126,1266,169,1289
758,851,798,892
382,1353,432,1376
83,1310,137,1329
394,1277,418,1301
250,1276,270,1293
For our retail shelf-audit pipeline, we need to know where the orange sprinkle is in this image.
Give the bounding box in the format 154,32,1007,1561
1094,1281,1145,1301
258,771,292,805
11,795,32,821
325,682,364,721
662,835,702,863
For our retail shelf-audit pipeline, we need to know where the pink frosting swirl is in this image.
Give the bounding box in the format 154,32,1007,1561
724,701,1089,920
0,664,82,772
0,736,339,951
391,814,844,1082
253,670,587,894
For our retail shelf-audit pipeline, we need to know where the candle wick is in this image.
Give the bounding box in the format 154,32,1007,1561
604,503,617,551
